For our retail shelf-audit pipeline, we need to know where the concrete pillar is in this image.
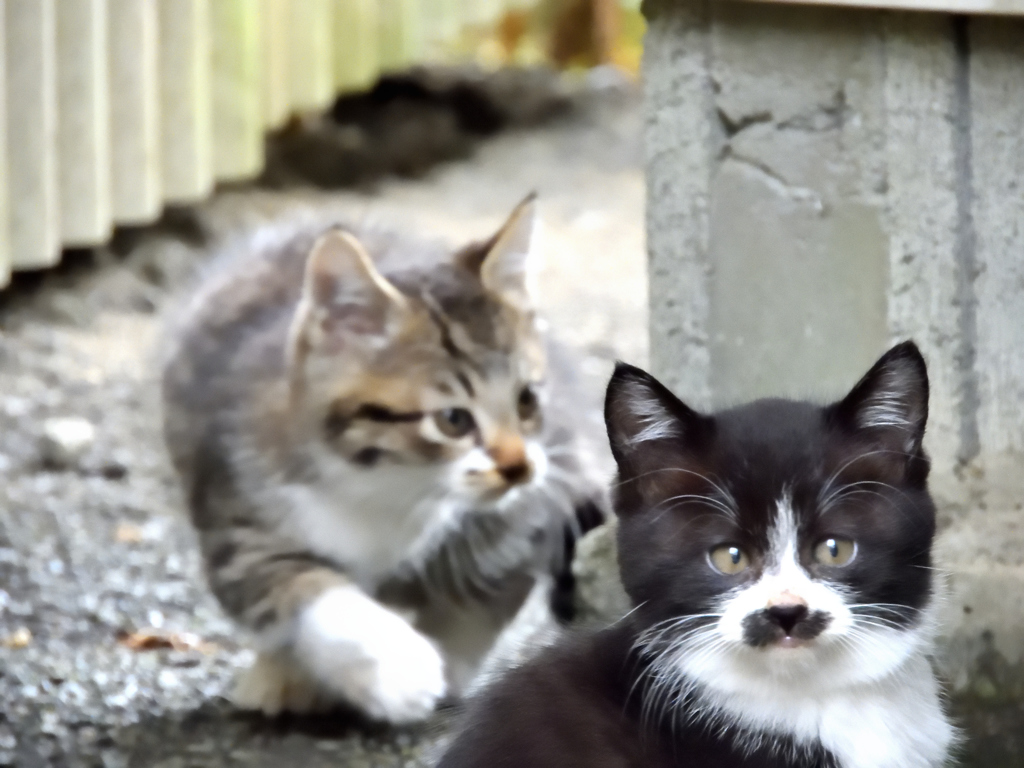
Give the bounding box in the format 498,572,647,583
56,0,113,246
159,0,213,203
643,5,1024,758
642,1,985,470
882,15,963,470
108,0,162,225
969,20,1024,458
0,0,9,288
5,0,60,270
210,0,262,181
287,0,334,112
260,0,290,128
332,0,379,93
706,5,890,410
644,1,714,409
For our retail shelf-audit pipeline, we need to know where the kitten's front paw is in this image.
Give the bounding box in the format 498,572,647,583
295,585,447,724
232,652,331,716
347,623,447,724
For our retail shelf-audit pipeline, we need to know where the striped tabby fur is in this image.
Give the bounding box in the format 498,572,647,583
161,198,607,722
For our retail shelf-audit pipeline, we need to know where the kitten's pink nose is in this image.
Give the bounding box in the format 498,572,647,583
488,433,532,486
766,590,807,609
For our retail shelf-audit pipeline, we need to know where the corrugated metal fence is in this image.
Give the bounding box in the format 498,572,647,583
0,0,593,289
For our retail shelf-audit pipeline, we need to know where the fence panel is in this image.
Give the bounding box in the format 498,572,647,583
0,0,9,287
6,0,60,270
57,0,113,246
211,0,262,181
288,0,334,112
109,0,162,225
159,0,214,203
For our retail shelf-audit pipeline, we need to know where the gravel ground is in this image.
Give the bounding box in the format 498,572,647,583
0,72,645,767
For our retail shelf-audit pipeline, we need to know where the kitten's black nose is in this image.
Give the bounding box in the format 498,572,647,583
765,604,809,634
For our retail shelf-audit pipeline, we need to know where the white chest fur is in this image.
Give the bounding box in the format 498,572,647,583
693,651,954,768
276,459,451,590
817,654,954,768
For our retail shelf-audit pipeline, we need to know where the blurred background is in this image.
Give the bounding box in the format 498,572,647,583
0,0,1021,766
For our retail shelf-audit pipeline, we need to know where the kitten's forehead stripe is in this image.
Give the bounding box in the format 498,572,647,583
767,494,801,571
455,370,475,398
423,301,472,360
422,301,489,392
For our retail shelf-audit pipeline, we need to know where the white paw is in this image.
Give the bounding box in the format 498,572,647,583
295,585,447,724
232,652,332,716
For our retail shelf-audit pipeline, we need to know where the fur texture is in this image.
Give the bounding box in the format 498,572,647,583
439,342,955,767
161,198,607,721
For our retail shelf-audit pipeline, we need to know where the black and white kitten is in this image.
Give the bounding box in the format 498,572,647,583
438,342,955,768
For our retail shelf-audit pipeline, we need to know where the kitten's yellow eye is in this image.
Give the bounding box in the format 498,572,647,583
814,537,856,567
709,545,750,575
434,408,476,439
517,386,539,420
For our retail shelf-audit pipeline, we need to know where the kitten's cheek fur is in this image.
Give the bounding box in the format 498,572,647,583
294,585,447,724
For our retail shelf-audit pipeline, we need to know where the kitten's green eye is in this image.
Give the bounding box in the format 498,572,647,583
813,537,856,567
517,386,539,420
709,545,750,575
434,408,476,439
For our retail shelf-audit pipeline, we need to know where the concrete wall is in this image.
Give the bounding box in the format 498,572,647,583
644,1,1024,473
642,4,1024,763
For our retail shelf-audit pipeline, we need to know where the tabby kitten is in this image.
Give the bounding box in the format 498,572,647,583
161,197,606,722
439,342,955,768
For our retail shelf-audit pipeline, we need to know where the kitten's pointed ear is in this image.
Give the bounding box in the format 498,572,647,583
291,229,411,354
605,363,709,499
831,341,929,458
458,193,539,308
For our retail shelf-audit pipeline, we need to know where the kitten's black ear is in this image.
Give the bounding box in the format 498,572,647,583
289,229,412,360
457,193,538,309
831,341,929,458
605,363,710,500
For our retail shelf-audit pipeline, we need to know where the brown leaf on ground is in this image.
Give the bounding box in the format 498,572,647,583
116,628,217,654
114,523,144,544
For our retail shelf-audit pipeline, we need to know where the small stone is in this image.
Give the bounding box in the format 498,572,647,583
158,669,181,690
1,627,32,648
40,417,96,469
972,674,999,700
39,709,63,735
2,396,31,418
572,519,631,624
